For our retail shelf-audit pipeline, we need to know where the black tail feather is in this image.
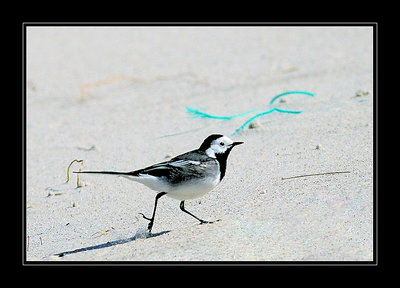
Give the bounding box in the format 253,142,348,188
73,171,137,176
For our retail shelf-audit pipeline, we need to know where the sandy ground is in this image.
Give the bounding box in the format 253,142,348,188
26,26,374,261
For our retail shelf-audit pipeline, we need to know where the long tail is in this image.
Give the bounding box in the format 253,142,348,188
73,170,137,176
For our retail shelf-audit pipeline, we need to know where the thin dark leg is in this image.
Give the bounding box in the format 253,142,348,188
139,192,167,233
179,201,219,225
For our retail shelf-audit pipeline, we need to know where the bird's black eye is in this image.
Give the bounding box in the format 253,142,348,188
220,142,224,146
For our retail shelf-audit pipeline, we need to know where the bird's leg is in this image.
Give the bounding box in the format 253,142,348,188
179,201,219,225
139,192,167,233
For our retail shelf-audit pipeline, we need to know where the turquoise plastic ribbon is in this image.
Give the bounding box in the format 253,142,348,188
186,107,260,120
268,90,315,105
186,90,315,135
232,108,302,135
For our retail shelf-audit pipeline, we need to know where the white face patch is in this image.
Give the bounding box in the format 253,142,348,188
208,136,234,155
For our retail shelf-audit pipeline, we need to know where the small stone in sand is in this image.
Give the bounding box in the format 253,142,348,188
249,120,262,129
354,90,369,97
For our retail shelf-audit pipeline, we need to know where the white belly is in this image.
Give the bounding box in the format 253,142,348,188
123,173,220,200
166,176,220,200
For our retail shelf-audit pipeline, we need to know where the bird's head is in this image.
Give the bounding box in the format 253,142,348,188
199,134,244,158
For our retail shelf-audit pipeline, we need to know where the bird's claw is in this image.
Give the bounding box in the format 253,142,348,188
138,213,151,221
199,219,221,225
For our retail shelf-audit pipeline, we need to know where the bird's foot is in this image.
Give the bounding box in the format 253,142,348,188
138,213,151,221
138,213,154,232
199,219,221,225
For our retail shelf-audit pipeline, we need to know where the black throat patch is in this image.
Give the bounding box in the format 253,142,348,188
215,147,233,181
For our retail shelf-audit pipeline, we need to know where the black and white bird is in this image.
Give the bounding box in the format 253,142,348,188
74,134,243,233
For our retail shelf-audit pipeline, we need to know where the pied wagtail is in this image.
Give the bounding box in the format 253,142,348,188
74,134,243,233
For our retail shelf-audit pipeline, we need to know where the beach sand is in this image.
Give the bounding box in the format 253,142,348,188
26,26,374,261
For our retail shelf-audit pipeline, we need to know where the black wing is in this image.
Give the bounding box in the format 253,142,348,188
129,150,211,183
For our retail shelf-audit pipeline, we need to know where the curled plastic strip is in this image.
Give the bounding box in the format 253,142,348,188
186,90,315,135
232,108,302,135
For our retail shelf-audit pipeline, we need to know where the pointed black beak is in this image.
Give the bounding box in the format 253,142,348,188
231,141,244,147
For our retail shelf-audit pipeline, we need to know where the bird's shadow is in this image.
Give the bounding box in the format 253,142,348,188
55,230,170,258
